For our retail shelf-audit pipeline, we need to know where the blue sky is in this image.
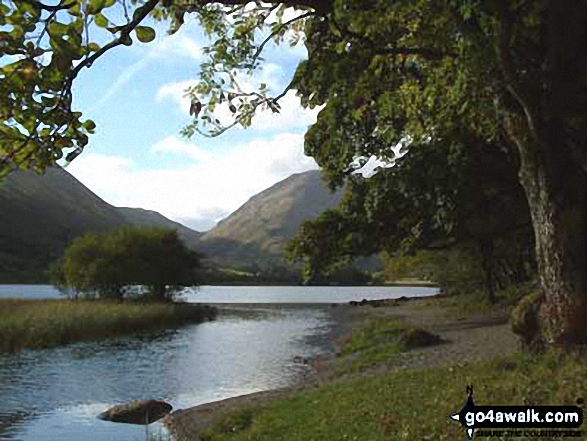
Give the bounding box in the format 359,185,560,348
64,12,320,231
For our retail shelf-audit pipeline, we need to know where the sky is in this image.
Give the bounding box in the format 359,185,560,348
63,11,321,232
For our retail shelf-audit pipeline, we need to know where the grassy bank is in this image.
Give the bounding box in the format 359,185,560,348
0,299,217,353
185,296,586,441
199,353,587,441
334,316,442,375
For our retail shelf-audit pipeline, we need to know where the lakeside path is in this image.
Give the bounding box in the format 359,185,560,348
165,299,519,440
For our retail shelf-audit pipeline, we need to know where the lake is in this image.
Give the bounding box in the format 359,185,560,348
0,285,438,441
0,284,438,303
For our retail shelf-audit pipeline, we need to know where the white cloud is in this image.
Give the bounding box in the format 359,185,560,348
65,133,318,231
151,135,212,162
155,79,194,113
91,33,202,111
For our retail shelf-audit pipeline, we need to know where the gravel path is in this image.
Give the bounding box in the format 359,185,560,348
166,299,520,440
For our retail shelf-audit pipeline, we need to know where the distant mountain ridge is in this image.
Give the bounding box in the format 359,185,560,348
0,167,345,282
0,167,200,282
198,170,344,270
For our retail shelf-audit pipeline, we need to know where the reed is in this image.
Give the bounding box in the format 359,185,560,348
0,298,216,353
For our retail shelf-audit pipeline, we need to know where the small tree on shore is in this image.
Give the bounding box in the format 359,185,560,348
52,227,201,302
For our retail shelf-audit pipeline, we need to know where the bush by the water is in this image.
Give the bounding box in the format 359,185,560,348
0,299,216,353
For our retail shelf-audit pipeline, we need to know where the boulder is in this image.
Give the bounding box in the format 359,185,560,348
398,328,443,349
98,399,172,425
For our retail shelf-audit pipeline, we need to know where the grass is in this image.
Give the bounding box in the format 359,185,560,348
420,281,540,319
0,299,217,353
195,284,587,441
335,316,442,374
199,352,587,441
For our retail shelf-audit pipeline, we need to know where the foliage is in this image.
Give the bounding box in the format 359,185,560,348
53,227,201,302
0,0,313,175
421,280,540,321
0,298,216,353
287,138,534,289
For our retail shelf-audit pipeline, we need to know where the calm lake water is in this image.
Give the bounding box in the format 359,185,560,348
0,284,438,303
0,285,438,441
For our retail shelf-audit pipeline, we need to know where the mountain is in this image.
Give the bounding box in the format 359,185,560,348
198,170,344,270
0,167,200,283
117,207,201,249
0,167,359,283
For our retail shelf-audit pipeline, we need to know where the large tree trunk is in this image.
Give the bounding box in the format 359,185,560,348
497,1,587,347
508,118,587,346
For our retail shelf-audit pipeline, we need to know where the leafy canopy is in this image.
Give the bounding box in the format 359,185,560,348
0,0,547,181
53,227,201,301
0,0,313,176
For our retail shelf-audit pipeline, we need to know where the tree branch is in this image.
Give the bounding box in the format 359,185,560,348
329,18,455,60
197,0,332,14
69,0,160,82
494,1,540,142
247,11,314,69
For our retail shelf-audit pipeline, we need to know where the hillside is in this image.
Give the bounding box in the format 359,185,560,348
117,207,201,249
198,170,344,270
0,167,200,283
0,167,363,283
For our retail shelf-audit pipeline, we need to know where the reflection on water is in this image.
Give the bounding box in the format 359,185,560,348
0,306,331,441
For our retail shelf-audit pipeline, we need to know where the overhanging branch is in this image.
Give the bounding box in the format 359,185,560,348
247,11,315,69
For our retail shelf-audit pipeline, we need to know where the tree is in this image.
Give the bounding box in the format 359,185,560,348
53,227,201,302
286,135,536,298
2,1,587,346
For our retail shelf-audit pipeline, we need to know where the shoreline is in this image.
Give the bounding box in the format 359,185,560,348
165,295,515,440
164,301,373,439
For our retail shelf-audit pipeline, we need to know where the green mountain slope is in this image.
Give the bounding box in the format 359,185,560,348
0,167,200,283
117,207,201,249
198,170,344,270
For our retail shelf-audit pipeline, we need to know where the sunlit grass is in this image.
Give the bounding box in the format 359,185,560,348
199,352,587,441
420,281,539,319
0,298,216,353
335,316,442,374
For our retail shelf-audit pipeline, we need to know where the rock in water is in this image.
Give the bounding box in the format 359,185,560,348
98,400,172,425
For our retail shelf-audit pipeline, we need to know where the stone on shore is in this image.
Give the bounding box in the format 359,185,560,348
98,399,172,425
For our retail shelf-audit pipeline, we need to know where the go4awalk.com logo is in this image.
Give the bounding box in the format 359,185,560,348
449,386,583,439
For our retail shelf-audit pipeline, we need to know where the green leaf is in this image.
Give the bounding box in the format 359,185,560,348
87,0,107,15
94,13,109,28
83,120,96,132
135,26,156,43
